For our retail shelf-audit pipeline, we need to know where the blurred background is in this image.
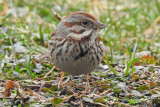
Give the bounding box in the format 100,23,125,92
0,0,160,64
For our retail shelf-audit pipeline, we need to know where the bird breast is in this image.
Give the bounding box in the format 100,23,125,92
50,36,104,76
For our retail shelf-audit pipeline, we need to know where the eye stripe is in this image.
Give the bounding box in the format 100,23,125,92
63,22,81,27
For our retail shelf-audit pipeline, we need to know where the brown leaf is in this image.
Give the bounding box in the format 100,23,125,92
132,73,140,81
0,3,8,16
141,55,157,64
3,81,15,97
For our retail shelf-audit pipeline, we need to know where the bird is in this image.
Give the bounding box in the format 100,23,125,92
49,11,106,93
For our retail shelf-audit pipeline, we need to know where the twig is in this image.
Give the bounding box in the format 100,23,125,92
62,93,78,101
58,72,64,88
14,81,25,98
63,76,71,85
34,52,50,62
38,80,57,92
113,102,132,107
0,96,25,100
84,99,110,107
31,39,37,46
100,89,112,96
148,16,160,29
0,80,5,82
71,101,82,106
25,85,41,88
35,76,52,80
147,65,160,68
44,66,55,78
27,88,47,101
52,8,61,21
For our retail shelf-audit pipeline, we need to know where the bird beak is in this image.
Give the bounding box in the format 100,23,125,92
95,21,107,29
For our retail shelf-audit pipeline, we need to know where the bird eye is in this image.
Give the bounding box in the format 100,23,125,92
82,20,88,26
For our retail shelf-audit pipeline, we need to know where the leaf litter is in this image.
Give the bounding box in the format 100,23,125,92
0,0,160,107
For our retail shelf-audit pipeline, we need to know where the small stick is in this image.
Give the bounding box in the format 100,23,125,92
52,8,61,21
147,65,160,68
58,72,64,88
34,52,50,62
44,66,55,78
86,74,91,93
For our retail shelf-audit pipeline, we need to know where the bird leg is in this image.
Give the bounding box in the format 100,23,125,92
58,72,64,88
86,74,91,93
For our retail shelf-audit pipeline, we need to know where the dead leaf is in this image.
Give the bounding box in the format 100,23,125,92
11,42,28,53
0,2,8,16
32,63,43,73
3,81,14,97
135,51,151,58
117,82,130,94
141,55,157,64
130,90,142,97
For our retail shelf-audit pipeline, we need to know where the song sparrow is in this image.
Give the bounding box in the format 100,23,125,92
49,11,106,91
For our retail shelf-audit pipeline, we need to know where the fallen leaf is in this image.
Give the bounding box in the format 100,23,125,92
117,82,130,94
135,51,151,58
141,55,157,64
11,42,28,53
130,90,142,97
50,97,64,106
3,81,14,97
93,97,106,103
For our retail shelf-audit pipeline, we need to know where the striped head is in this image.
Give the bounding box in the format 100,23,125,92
55,11,106,41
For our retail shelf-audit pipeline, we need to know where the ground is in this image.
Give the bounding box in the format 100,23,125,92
0,0,160,107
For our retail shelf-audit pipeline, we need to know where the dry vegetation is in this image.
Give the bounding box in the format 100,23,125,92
0,0,160,106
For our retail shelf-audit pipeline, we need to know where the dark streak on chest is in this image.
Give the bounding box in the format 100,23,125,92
74,42,89,60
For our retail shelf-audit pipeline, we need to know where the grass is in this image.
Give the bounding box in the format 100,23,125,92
104,52,118,75
124,42,137,76
0,0,160,106
1,0,160,54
